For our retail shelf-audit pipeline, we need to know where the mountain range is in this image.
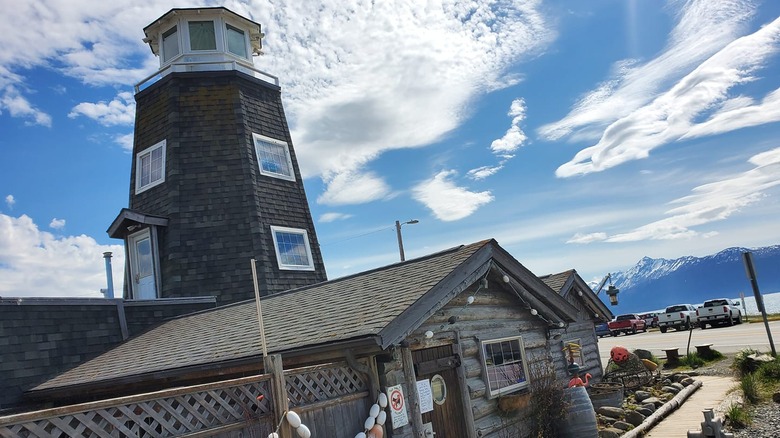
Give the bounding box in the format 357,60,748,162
590,245,780,314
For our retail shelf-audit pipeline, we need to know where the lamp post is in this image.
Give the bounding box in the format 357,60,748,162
395,219,419,261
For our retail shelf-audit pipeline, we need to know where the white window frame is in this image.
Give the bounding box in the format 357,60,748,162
480,335,531,398
225,22,249,59
253,133,295,181
161,25,181,63
135,140,166,194
270,226,315,271
186,20,218,52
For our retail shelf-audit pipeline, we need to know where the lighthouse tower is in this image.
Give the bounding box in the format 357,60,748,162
108,7,327,305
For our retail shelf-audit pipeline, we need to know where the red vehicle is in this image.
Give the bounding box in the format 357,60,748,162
607,313,648,336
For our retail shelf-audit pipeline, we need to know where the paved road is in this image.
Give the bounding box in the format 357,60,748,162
597,320,779,365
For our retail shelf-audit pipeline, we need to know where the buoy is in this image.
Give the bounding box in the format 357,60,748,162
369,403,380,418
378,393,388,408
286,411,302,428
296,424,311,438
367,424,384,438
364,416,375,430
376,411,387,426
355,433,367,438
267,433,279,438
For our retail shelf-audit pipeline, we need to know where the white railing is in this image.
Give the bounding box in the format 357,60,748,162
135,60,280,93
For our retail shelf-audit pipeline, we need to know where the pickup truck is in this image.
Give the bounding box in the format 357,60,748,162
607,313,647,336
658,304,697,332
696,299,742,329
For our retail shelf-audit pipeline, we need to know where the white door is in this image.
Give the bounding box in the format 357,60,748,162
129,230,156,299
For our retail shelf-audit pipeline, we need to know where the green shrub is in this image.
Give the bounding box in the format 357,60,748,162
725,403,751,428
680,353,705,368
757,358,780,382
740,373,761,404
697,348,723,362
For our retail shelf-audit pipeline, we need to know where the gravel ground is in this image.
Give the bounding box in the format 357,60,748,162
692,353,780,438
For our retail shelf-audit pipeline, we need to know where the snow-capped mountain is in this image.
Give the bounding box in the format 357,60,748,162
594,245,780,313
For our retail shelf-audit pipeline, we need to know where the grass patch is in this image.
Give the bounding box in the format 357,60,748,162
679,353,706,368
725,403,751,429
740,373,761,404
732,348,763,377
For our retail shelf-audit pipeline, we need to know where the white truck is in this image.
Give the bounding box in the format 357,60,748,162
658,304,697,333
696,298,742,329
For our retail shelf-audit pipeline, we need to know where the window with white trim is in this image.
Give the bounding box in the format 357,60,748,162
135,140,166,194
226,24,248,58
253,133,295,181
162,26,180,62
481,336,530,398
188,21,216,51
270,226,314,271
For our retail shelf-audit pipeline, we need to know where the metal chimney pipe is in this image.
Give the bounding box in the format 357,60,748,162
103,252,115,299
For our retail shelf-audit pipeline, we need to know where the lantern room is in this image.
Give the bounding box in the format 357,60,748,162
142,7,264,77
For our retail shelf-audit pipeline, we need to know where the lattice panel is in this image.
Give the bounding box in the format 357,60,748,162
285,363,367,407
0,380,273,438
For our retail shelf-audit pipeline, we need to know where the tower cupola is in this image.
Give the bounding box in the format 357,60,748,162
142,7,264,78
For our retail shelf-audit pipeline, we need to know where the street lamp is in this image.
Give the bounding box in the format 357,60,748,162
395,219,419,261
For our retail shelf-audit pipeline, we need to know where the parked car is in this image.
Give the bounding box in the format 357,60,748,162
696,298,742,329
639,312,659,328
607,313,647,336
595,322,611,338
658,304,697,332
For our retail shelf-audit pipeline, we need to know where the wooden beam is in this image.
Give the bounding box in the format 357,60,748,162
266,354,292,438
400,346,425,437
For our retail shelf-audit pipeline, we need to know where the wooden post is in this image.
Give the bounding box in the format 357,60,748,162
400,346,425,437
266,354,292,438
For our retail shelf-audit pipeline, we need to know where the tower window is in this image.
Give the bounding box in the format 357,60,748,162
271,226,315,271
226,24,248,58
253,133,295,181
136,140,166,194
189,21,216,51
162,26,179,62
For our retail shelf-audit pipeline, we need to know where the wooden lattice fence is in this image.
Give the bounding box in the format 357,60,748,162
0,361,371,438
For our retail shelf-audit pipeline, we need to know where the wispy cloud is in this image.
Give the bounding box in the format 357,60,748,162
568,146,780,243
412,170,494,221
538,0,758,141
0,85,52,127
114,132,134,152
490,98,528,154
5,194,15,209
0,213,124,297
69,91,135,126
556,15,780,178
319,212,353,223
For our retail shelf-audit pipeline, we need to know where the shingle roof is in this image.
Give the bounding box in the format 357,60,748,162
539,269,614,322
539,269,575,294
32,240,494,392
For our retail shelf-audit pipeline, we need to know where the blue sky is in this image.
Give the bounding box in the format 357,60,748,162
2,0,780,298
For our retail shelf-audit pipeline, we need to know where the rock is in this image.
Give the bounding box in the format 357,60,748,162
597,414,617,424
597,406,625,418
662,378,672,386
636,407,654,416
673,373,690,382
625,410,646,426
599,428,622,438
642,397,663,407
680,377,695,386
634,349,654,360
634,390,652,402
662,385,680,394
773,392,780,403
671,382,685,391
612,421,632,431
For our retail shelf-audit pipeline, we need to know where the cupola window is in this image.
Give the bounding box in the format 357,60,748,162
226,24,248,58
162,27,179,62
189,21,216,51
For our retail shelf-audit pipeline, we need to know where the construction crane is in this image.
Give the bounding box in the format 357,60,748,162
593,273,620,306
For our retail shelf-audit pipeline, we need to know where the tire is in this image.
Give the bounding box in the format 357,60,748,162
660,327,667,333
611,331,618,337
701,323,707,330
727,313,734,326
683,319,690,330
736,314,743,324
631,325,637,335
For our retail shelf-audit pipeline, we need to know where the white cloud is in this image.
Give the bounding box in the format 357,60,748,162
490,98,528,154
319,212,353,223
539,0,758,141
412,170,494,221
69,91,135,126
0,214,124,298
317,171,392,206
556,15,780,178
115,132,134,152
570,146,780,243
5,194,15,209
49,218,66,230
467,165,504,181
567,232,607,244
0,85,52,127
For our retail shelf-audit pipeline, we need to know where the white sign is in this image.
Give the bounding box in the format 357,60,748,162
417,379,434,414
387,384,409,428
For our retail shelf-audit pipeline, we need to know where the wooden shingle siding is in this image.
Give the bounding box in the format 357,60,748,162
131,71,326,305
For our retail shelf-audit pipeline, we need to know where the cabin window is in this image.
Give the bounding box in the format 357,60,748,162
226,24,248,58
253,133,295,181
135,140,166,194
162,26,180,62
270,226,315,271
481,336,530,397
189,21,216,51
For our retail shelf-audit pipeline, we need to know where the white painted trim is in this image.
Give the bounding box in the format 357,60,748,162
135,140,167,194
270,225,315,271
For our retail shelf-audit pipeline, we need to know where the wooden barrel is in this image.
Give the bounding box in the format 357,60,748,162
588,382,624,410
559,386,599,438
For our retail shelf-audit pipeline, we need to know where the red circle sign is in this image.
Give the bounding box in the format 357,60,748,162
390,389,404,411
